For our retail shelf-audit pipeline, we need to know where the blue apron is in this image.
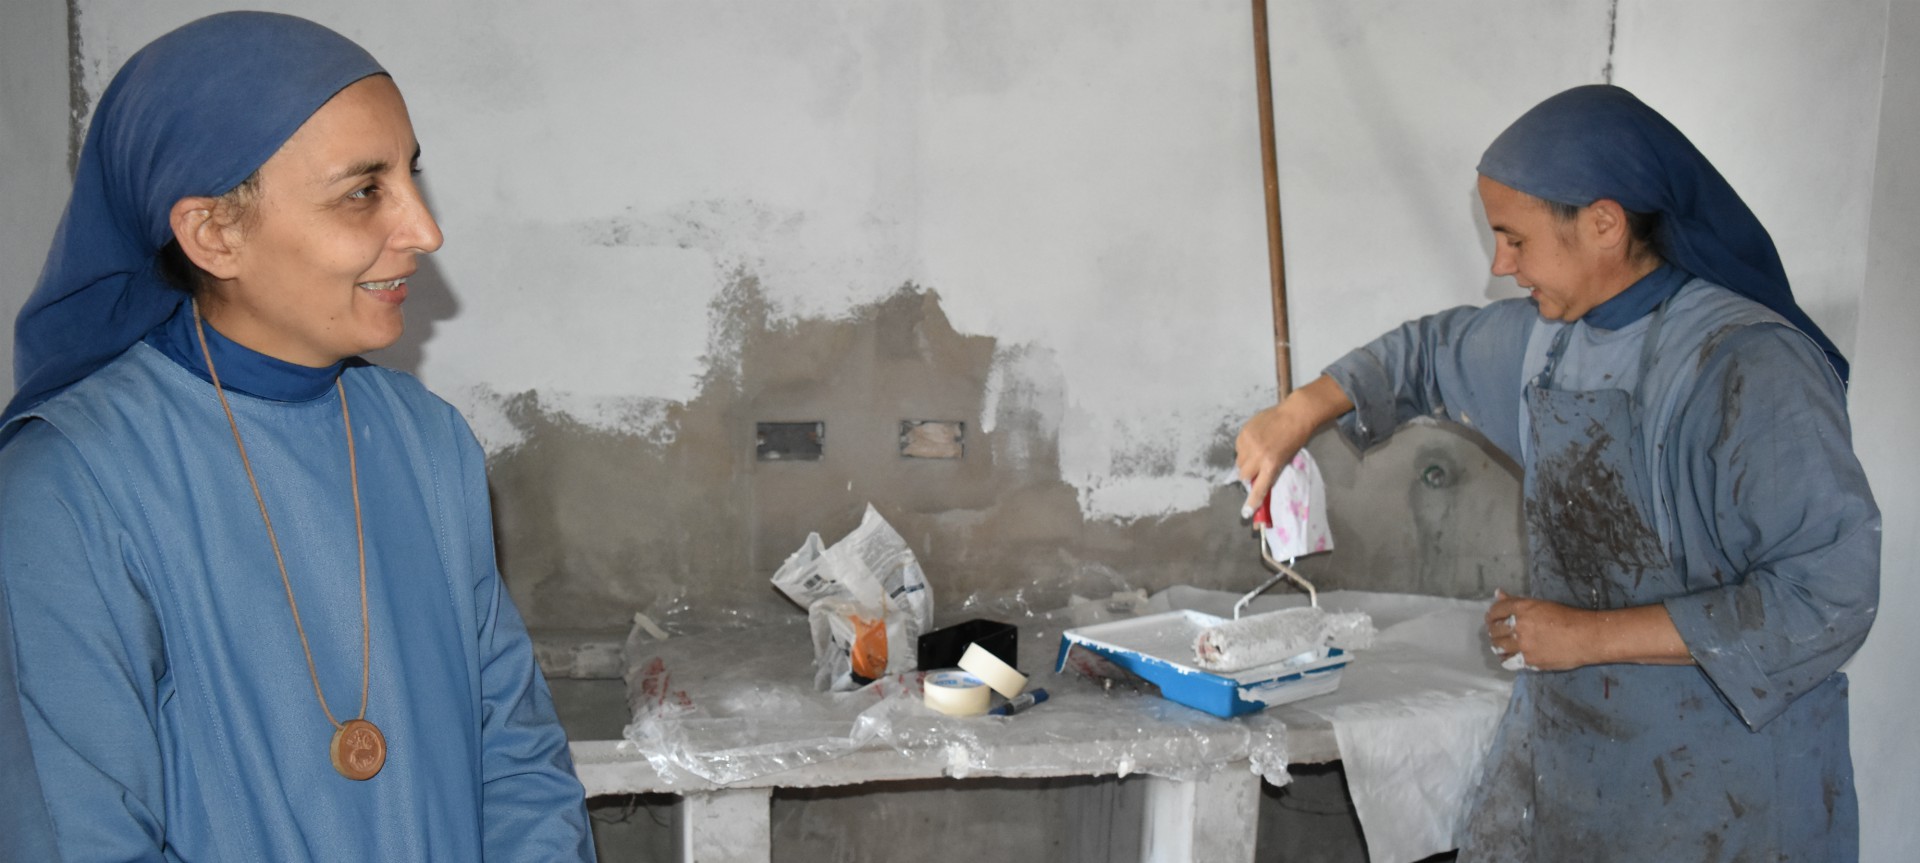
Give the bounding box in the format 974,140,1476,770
1460,301,1857,861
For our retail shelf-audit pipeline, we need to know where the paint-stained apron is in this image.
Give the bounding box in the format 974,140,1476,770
1459,303,1856,862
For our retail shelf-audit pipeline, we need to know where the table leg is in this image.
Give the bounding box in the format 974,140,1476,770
679,787,772,863
1139,766,1260,863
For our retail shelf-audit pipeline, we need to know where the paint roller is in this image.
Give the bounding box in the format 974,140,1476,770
1193,602,1376,672
1197,452,1373,673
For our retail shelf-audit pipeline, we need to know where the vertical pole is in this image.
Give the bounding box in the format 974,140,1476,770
1251,0,1293,399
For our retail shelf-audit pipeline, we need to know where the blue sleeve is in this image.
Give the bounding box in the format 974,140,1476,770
449,421,596,861
0,522,61,862
1662,325,1880,730
1322,300,1536,461
0,421,168,862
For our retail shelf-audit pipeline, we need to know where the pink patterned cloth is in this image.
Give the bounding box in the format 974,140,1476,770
1261,450,1332,561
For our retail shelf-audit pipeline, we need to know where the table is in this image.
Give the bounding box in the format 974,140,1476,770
567,589,1510,863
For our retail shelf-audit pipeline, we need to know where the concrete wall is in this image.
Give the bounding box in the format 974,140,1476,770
1847,1,1920,859
6,1,1917,860
0,0,71,389
54,0,1539,640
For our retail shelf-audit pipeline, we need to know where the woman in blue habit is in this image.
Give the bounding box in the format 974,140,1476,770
1238,85,1878,860
0,12,595,860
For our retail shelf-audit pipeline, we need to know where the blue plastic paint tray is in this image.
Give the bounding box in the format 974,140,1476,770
1055,610,1350,718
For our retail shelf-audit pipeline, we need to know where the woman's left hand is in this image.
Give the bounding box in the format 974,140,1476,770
1485,589,1597,672
1486,590,1696,671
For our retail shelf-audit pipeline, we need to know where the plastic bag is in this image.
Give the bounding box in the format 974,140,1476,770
772,505,934,691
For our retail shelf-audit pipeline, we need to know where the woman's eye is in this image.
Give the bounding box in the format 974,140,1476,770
348,185,379,200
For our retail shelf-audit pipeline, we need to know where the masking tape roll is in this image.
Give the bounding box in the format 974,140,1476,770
958,643,1028,698
924,670,990,717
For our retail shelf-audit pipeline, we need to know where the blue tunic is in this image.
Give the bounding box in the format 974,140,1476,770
1325,279,1879,859
0,339,594,861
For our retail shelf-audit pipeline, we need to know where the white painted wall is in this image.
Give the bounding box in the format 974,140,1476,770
1264,0,1613,380
1612,0,1887,355
1847,2,1920,859
68,0,1285,519
1268,0,1888,381
0,0,70,390
54,0,1896,519
916,1,1272,517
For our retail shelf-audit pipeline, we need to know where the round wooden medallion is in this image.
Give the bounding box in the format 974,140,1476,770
330,718,387,781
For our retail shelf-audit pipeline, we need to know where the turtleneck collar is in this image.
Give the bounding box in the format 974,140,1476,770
1582,263,1689,331
144,299,347,402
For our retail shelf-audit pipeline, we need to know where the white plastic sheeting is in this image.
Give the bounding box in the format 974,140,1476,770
619,588,1511,863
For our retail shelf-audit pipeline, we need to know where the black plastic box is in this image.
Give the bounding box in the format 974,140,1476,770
916,618,1018,672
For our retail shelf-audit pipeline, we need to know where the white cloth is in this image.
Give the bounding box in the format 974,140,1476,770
1261,450,1332,560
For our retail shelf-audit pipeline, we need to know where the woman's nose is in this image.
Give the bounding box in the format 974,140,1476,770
395,182,444,255
1490,245,1516,277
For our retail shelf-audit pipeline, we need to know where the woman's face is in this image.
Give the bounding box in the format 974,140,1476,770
204,75,442,367
1478,175,1606,322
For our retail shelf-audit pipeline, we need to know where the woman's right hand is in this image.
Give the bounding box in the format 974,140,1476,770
1234,375,1353,515
1235,405,1308,515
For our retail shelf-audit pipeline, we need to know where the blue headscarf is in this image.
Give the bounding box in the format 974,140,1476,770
1478,84,1848,385
3,12,384,423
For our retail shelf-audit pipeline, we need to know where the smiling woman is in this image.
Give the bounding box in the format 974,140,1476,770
0,12,593,862
1476,174,1660,322
176,75,443,368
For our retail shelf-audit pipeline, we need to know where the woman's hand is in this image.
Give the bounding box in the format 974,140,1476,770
1486,589,1695,671
1486,590,1590,671
1235,405,1309,513
1236,376,1353,514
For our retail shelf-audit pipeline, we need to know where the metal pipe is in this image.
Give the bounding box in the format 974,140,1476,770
1250,0,1292,398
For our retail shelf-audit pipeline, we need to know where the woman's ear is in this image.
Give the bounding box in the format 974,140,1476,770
1584,198,1631,251
168,196,242,280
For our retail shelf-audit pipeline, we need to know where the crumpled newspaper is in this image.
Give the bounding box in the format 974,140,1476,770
771,504,934,691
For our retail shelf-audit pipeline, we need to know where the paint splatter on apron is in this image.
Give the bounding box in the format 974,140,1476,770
1459,301,1857,862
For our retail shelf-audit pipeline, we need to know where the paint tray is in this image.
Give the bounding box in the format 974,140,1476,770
1055,610,1349,718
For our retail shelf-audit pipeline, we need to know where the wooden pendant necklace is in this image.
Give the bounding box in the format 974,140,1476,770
192,301,385,781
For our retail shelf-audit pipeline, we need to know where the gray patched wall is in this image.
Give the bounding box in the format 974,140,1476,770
0,0,71,387
486,276,1526,633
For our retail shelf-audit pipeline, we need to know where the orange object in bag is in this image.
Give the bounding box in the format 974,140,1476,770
849,614,889,679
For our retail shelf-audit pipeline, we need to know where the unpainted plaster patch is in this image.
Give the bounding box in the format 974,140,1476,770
481,272,1524,630
485,274,1272,629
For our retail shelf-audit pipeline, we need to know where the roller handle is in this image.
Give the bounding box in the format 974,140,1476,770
1251,491,1273,529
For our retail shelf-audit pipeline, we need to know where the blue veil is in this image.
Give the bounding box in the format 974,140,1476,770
1477,84,1848,385
3,12,384,423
